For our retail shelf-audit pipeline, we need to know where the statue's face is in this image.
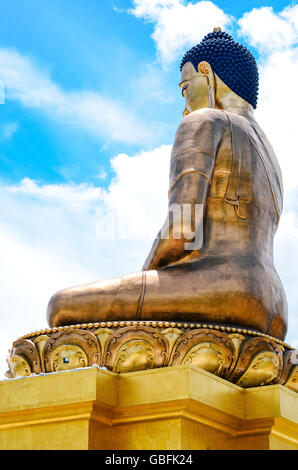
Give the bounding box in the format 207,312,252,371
180,61,210,114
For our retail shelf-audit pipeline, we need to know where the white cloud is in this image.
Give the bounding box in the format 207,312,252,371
238,6,298,203
6,177,103,210
97,145,170,240
239,5,298,53
238,5,298,347
130,0,232,63
0,145,171,378
255,48,298,191
0,49,157,145
274,204,298,347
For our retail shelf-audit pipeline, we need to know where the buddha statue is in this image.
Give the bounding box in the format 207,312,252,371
47,30,288,341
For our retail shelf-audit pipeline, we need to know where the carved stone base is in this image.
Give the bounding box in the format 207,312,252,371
6,321,298,392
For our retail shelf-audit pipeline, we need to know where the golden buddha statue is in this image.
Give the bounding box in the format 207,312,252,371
47,29,287,341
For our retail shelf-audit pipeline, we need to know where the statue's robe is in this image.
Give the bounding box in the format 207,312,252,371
47,109,288,340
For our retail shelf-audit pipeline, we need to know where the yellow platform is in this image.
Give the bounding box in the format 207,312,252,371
0,365,297,450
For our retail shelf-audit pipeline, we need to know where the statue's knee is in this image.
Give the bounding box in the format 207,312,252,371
46,289,68,327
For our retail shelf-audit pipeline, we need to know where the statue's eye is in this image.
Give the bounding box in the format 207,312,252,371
181,83,189,97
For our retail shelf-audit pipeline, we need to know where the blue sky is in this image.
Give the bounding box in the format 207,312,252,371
1,0,298,376
0,0,177,185
0,0,294,185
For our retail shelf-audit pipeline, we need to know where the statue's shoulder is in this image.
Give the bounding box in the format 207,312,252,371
176,109,227,140
188,108,226,120
172,109,228,159
179,108,227,129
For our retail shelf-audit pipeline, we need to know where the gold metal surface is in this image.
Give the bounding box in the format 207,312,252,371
8,355,31,378
15,320,294,349
284,366,298,393
49,344,88,372
113,340,154,373
33,335,50,362
1,366,297,450
6,321,297,392
235,351,280,388
181,342,225,375
45,58,287,342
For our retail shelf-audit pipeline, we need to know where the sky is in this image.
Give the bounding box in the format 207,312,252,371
1,0,298,378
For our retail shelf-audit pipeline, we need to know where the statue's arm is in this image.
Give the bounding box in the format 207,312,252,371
143,109,224,271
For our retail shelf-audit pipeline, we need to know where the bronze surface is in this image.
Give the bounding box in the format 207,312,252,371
46,60,287,341
5,321,297,392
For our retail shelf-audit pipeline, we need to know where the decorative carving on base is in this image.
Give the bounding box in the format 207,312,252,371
6,321,297,392
104,326,169,372
43,329,100,373
169,329,236,378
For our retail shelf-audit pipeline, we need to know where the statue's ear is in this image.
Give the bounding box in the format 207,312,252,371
198,61,212,80
198,61,215,108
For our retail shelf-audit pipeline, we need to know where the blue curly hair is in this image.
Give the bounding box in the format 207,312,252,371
180,30,259,109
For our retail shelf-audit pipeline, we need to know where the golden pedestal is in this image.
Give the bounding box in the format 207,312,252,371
0,365,297,450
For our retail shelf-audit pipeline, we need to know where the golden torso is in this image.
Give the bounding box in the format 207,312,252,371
154,108,286,339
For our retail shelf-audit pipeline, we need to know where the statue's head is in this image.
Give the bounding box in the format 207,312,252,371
180,29,259,114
